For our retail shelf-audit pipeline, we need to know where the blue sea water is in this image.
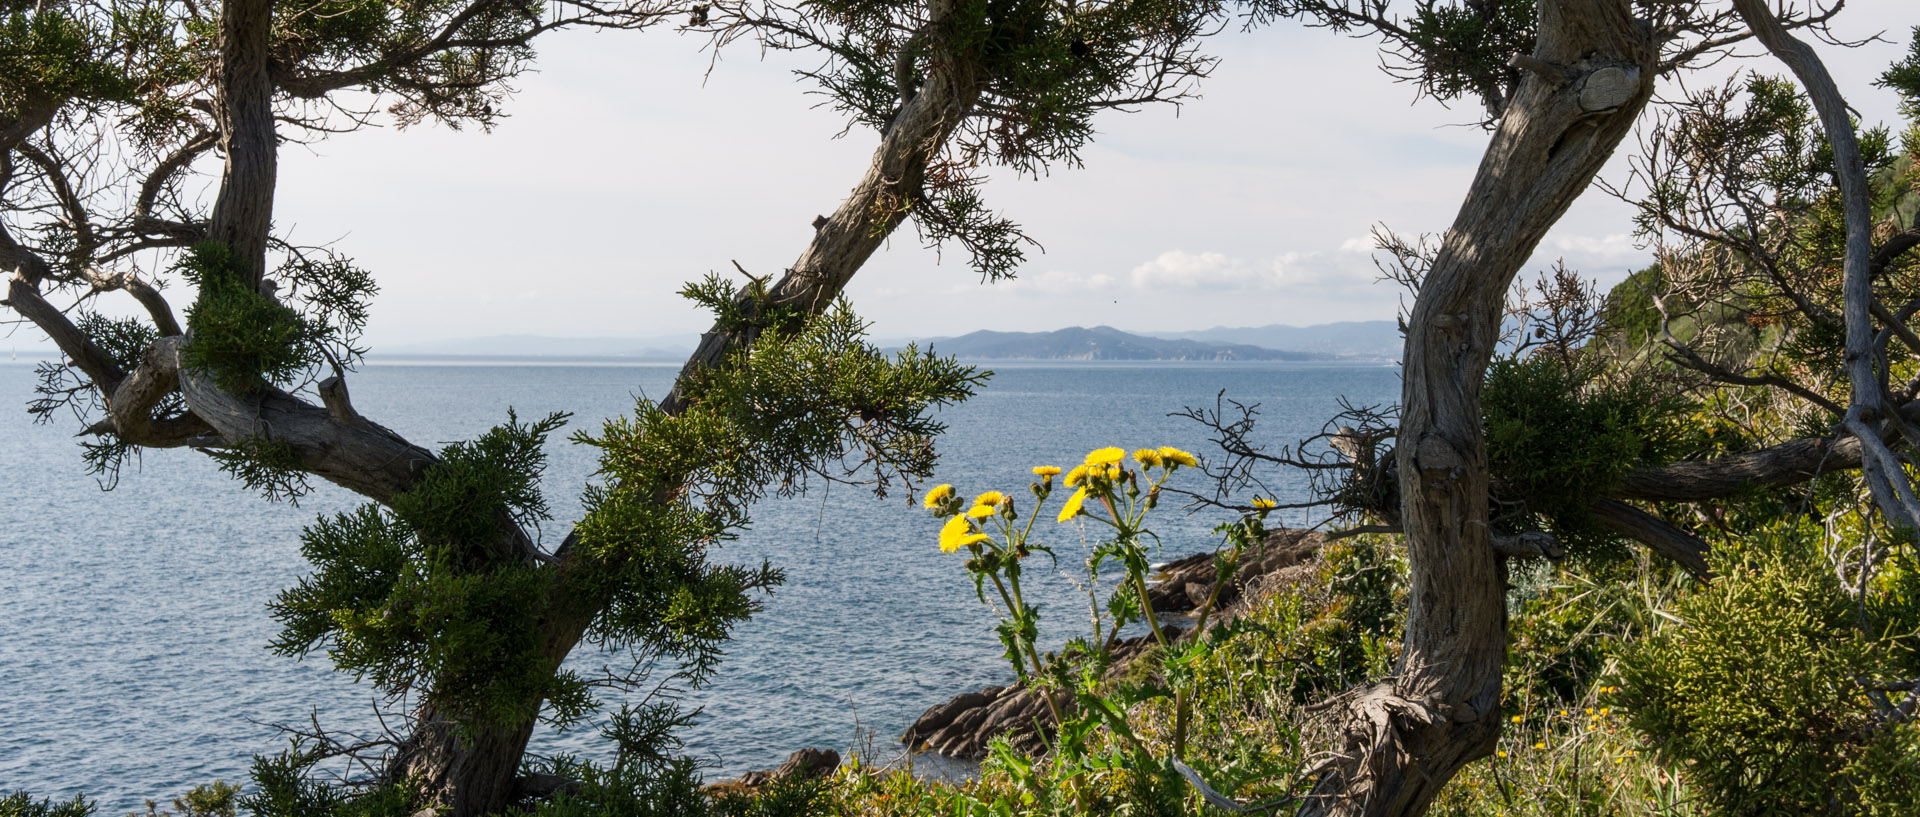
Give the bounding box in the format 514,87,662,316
0,359,1398,811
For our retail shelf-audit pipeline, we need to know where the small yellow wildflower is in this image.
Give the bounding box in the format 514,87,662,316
1586,708,1595,715
1106,464,1122,481
923,484,954,510
1510,715,1523,723
1497,751,1507,758
1032,465,1061,479
967,504,997,519
973,490,1006,508
1158,446,1198,468
1252,497,1277,510
1085,447,1125,467
1065,464,1090,487
1133,448,1163,468
939,515,983,553
1058,486,1089,522
1558,710,1568,717
1534,743,1546,750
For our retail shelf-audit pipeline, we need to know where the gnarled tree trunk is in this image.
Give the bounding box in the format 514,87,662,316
1300,2,1654,814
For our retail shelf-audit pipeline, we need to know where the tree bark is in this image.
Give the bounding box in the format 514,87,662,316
207,0,279,283
1301,3,1654,814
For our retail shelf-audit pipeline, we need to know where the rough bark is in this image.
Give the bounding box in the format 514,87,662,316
207,0,279,283
1302,3,1654,814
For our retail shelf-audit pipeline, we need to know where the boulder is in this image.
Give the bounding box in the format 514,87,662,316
736,747,841,787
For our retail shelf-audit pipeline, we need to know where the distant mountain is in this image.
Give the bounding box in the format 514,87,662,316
375,333,694,360
916,326,1328,361
1142,320,1401,361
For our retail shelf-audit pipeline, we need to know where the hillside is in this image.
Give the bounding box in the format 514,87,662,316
916,326,1328,361
1143,320,1401,360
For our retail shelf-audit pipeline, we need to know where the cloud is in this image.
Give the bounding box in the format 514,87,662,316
1129,250,1255,289
1127,249,1375,292
997,267,1118,294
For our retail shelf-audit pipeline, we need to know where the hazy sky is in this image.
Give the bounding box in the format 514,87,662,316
240,3,1920,346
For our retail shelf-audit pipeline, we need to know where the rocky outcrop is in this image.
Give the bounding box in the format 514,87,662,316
737,748,840,787
897,630,1175,760
900,528,1328,760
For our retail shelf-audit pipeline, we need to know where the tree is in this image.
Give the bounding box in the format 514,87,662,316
1,0,1227,814
1216,2,1895,815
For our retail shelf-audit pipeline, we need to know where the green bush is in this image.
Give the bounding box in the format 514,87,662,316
1617,526,1920,817
0,792,93,817
1483,355,1686,558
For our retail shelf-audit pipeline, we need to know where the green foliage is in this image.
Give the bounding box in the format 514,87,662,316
575,301,982,684
75,312,158,371
270,411,574,729
0,7,134,115
1596,264,1671,349
512,703,715,817
1483,355,1687,557
244,743,418,817
0,792,93,817
275,249,380,369
208,435,314,504
1401,0,1534,107
1617,526,1920,817
1878,26,1920,119
179,242,326,394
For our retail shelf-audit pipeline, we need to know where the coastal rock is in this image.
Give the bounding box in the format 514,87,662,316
901,528,1327,760
735,747,841,787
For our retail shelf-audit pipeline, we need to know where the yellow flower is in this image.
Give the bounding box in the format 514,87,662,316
1510,715,1522,723
967,504,997,519
1497,751,1508,759
1065,464,1090,487
973,490,1006,508
1032,466,1061,479
1106,464,1121,481
1057,486,1089,522
923,484,954,510
1252,497,1277,510
939,515,978,552
1158,446,1198,468
1085,447,1125,467
1132,448,1163,468
1534,743,1546,750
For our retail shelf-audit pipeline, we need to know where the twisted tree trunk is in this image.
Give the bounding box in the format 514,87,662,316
1300,3,1654,814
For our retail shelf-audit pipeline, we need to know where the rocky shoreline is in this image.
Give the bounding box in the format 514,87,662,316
722,528,1327,785
897,528,1328,761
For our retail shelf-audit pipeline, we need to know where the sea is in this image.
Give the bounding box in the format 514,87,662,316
0,358,1399,811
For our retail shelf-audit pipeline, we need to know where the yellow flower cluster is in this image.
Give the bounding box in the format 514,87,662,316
923,484,954,510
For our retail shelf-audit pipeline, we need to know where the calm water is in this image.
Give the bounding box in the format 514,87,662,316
0,359,1398,810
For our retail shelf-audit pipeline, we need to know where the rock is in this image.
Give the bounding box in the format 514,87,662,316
735,747,841,787
902,528,1328,760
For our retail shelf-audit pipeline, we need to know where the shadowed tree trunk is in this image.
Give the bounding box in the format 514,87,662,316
1300,2,1654,814
207,0,277,286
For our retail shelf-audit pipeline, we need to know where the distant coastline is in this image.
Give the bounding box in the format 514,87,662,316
7,320,1405,366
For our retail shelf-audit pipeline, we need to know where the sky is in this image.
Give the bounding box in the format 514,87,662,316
64,3,1920,348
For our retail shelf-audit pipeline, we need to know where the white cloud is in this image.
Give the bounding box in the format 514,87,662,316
1129,250,1255,289
997,268,1118,294
1126,249,1375,292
